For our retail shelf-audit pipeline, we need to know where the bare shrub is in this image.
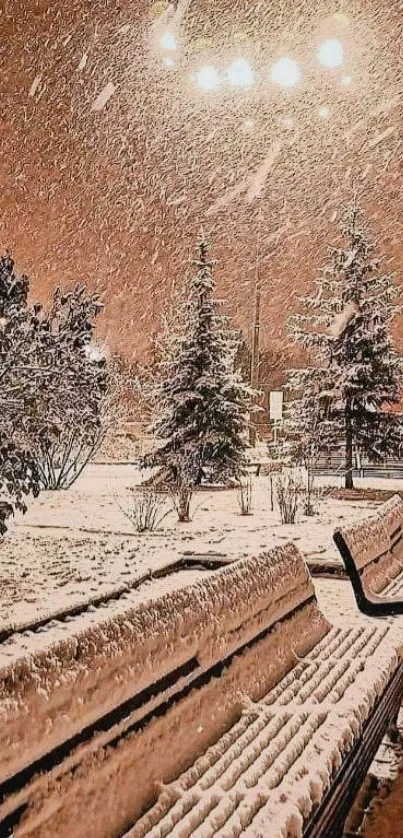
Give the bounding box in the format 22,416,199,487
237,475,253,515
165,450,201,523
300,467,334,516
120,487,171,533
140,454,198,523
276,470,301,524
301,465,317,516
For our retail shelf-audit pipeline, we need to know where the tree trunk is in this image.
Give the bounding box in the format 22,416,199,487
345,402,354,490
177,484,191,522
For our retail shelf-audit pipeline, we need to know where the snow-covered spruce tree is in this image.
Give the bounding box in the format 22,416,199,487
286,204,402,489
145,236,253,507
28,284,113,490
0,255,40,533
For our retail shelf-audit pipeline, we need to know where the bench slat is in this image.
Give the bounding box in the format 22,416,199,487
128,643,402,838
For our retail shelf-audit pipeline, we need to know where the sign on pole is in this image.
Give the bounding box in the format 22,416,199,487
269,390,283,422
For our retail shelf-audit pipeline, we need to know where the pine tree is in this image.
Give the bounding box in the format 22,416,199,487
145,235,253,491
286,204,402,489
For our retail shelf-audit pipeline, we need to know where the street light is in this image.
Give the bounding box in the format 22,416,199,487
196,65,221,91
317,39,344,68
270,57,301,87
160,31,177,51
227,58,254,88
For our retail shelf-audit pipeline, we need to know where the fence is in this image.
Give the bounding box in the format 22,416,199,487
311,451,403,480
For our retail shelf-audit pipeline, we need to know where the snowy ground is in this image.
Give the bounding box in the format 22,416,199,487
2,464,403,835
0,464,391,633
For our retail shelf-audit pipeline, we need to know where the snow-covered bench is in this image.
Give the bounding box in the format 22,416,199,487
0,544,402,838
127,623,403,838
334,493,403,615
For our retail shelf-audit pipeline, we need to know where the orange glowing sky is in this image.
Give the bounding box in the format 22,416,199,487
1,0,402,365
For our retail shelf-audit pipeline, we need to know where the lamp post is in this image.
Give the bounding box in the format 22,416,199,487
249,207,262,446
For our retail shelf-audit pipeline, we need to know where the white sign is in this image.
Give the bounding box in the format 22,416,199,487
269,390,283,422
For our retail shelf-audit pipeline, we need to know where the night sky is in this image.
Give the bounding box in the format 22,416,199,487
1,0,402,363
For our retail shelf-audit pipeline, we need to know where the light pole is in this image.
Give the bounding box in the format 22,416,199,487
249,207,262,446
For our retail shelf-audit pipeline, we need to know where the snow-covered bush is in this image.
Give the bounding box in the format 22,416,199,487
276,470,301,524
29,285,117,490
120,487,171,532
0,255,117,523
286,203,403,489
0,255,41,533
237,474,253,515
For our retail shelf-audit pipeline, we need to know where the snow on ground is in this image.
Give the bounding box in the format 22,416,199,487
365,746,403,837
0,465,386,632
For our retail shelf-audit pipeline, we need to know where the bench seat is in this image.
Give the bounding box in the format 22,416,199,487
128,623,402,838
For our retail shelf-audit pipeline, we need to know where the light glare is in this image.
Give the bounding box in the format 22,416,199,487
341,74,352,86
270,57,301,87
160,31,177,51
227,58,254,88
197,65,221,91
317,39,344,68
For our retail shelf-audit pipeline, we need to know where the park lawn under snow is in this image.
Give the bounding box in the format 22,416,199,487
0,463,389,633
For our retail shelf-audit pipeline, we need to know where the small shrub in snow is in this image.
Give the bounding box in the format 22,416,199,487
301,466,317,516
276,470,301,524
301,489,318,517
120,487,171,533
237,475,253,515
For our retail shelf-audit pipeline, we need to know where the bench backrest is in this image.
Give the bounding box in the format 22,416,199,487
380,494,403,558
334,493,403,596
0,543,328,789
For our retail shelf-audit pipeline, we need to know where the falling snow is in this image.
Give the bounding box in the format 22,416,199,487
1,0,403,362
92,81,117,111
28,75,42,98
